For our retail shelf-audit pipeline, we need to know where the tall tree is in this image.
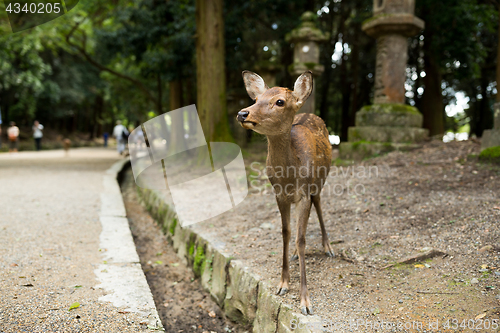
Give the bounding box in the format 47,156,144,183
412,0,496,137
196,0,231,142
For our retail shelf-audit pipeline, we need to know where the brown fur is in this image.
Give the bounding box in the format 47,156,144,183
238,71,333,315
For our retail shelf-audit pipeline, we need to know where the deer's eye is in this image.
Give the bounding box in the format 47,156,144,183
276,99,285,107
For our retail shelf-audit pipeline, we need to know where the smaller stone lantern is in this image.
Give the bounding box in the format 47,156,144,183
481,103,500,151
254,41,282,88
286,12,329,114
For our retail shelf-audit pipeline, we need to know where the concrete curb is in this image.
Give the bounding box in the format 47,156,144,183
137,186,323,333
95,158,163,330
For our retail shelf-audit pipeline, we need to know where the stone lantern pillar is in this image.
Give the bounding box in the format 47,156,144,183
339,0,429,160
286,12,329,114
481,103,500,151
254,41,282,88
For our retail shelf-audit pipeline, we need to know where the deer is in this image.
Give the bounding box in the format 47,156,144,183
237,70,333,315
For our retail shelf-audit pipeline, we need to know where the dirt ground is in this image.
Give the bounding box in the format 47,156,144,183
187,139,500,332
121,139,500,332
121,170,242,333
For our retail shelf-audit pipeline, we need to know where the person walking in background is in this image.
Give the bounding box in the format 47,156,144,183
32,120,44,151
113,120,128,155
103,132,109,147
7,122,19,153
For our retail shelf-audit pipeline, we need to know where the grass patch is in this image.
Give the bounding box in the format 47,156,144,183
479,146,500,164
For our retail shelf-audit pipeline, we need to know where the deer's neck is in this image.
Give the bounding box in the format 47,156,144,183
266,131,295,168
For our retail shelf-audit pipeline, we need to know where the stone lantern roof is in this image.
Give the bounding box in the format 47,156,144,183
285,12,329,44
362,0,424,38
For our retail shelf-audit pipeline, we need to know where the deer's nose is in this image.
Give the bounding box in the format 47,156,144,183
237,110,249,122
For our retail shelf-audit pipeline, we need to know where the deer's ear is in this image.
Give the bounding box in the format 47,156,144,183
292,71,313,107
242,71,269,100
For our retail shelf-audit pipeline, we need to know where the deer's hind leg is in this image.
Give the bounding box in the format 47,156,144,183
291,194,334,261
312,194,334,257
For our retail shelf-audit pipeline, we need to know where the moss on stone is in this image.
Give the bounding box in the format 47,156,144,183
193,246,206,277
362,13,392,26
202,254,214,274
479,146,500,164
304,62,317,70
157,202,165,220
360,104,421,115
169,218,177,236
188,241,195,258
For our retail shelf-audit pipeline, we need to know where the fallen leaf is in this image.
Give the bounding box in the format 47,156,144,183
69,302,80,311
171,263,179,267
147,324,162,330
208,310,216,318
74,285,82,289
475,313,487,320
154,260,162,265
414,264,425,268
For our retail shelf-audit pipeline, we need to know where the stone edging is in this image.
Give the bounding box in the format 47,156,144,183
95,158,163,330
136,182,324,333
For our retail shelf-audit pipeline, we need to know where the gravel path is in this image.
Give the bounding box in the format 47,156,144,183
0,149,155,332
187,140,500,330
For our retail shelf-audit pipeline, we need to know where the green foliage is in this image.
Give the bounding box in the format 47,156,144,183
408,0,498,136
479,146,500,164
0,0,497,143
193,245,205,277
169,218,177,236
0,28,52,122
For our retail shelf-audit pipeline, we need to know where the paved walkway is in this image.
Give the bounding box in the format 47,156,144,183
0,148,161,332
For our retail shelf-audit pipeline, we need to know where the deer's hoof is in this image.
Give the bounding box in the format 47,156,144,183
325,250,335,258
290,254,298,261
277,287,288,296
301,305,313,315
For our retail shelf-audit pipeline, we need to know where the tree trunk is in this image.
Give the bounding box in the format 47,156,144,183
421,45,444,137
475,68,493,137
169,79,187,152
90,95,103,139
349,28,360,128
195,0,231,142
340,42,351,142
496,1,500,103
157,73,163,114
318,0,343,128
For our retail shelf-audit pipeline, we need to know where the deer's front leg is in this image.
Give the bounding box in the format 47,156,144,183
296,197,313,315
276,200,291,296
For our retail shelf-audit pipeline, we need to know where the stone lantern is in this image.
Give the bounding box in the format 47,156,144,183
286,12,329,114
481,103,500,151
254,41,282,88
339,0,429,160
